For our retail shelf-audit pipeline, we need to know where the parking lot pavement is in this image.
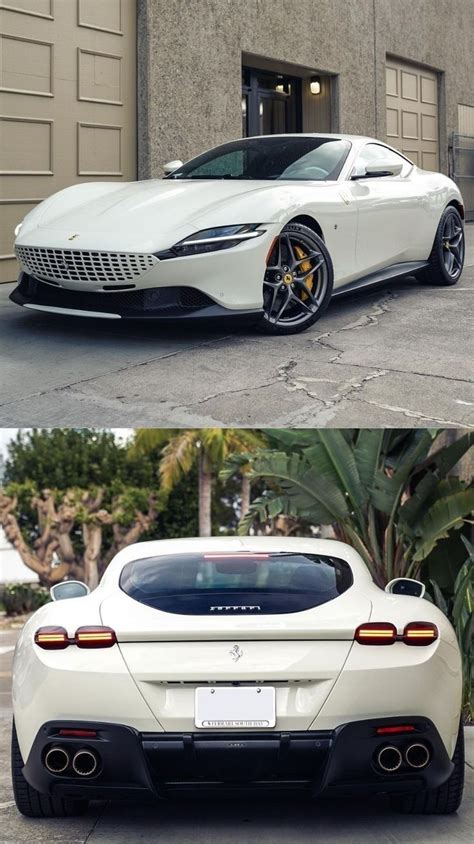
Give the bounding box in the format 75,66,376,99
1,625,473,844
0,224,473,428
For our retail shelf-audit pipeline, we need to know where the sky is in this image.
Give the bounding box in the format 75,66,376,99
0,428,134,459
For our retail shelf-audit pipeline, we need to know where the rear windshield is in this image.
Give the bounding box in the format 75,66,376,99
119,552,353,615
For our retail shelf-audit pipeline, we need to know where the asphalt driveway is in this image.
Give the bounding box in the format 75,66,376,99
0,226,473,428
0,625,473,844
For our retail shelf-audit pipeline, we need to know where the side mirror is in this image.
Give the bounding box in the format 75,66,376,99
364,161,404,177
385,578,425,598
50,580,90,601
163,159,183,176
351,161,404,179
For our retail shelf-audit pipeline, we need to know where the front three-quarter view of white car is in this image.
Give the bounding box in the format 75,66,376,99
11,536,464,818
11,134,465,334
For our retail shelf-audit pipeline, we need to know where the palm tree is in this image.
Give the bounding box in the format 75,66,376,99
232,428,474,586
131,429,265,536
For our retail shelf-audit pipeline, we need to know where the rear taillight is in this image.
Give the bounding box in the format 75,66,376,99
34,626,69,650
74,626,117,648
402,622,438,646
354,622,397,645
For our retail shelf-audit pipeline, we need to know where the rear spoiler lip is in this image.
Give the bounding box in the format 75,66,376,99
115,634,360,643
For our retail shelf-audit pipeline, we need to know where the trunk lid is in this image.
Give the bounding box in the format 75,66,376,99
100,591,371,731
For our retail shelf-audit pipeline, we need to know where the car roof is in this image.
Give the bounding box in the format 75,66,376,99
241,133,378,144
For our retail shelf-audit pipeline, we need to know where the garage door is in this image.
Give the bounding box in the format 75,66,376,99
0,0,137,283
385,58,438,172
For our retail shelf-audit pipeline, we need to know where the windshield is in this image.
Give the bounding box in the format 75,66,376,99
166,137,351,182
120,551,353,615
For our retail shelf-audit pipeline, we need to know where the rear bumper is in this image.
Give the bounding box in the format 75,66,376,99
23,716,453,801
10,272,262,323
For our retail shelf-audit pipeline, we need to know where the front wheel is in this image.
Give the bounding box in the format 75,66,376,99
257,222,334,335
11,720,88,818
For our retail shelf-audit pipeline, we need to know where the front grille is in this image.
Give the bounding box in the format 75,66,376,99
16,246,157,286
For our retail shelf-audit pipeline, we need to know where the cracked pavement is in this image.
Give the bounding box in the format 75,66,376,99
0,225,473,427
1,627,473,844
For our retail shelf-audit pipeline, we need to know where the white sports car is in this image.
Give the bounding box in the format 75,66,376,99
11,134,465,334
12,537,464,818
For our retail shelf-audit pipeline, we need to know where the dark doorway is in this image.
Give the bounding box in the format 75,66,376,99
242,67,302,137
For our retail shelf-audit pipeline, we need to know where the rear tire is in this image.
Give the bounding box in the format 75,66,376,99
11,720,88,818
416,206,465,286
390,720,464,815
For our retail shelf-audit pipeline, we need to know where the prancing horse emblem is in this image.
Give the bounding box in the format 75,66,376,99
229,644,243,662
68,233,79,241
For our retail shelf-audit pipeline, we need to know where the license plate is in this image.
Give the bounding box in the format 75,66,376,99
195,686,276,728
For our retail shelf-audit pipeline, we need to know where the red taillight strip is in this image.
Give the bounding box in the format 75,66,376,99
376,725,416,735
203,553,270,559
354,622,397,645
74,626,117,648
34,627,69,650
402,622,438,646
59,729,97,737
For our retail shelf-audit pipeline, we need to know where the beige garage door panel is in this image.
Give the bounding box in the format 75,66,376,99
0,0,137,283
385,58,438,172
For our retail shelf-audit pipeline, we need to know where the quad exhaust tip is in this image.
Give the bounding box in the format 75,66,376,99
72,749,98,777
44,746,70,774
376,745,403,772
405,742,430,769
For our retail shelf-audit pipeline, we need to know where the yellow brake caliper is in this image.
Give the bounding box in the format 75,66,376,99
294,245,314,301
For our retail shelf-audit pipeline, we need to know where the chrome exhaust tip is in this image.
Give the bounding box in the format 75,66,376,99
45,746,70,774
376,744,403,772
72,748,98,777
405,742,430,769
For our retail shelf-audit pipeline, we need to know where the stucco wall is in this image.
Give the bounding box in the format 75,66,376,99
138,0,474,178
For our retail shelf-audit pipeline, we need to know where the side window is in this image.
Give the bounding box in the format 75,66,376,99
353,144,411,177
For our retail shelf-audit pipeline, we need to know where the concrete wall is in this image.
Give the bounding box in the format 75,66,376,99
138,0,474,178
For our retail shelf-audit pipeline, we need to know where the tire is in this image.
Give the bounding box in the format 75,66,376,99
11,720,88,818
417,206,465,286
390,720,465,815
257,222,334,335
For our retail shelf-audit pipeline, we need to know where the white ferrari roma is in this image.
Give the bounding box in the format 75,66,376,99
11,537,464,818
11,134,465,334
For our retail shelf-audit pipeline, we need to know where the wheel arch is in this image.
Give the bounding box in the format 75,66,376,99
286,215,325,241
446,199,464,220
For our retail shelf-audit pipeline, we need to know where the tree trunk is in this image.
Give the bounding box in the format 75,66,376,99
198,451,212,537
82,523,102,589
240,475,251,519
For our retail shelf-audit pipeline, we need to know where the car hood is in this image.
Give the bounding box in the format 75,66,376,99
18,178,336,253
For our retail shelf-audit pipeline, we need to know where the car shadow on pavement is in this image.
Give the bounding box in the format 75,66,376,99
5,275,425,347
74,790,470,843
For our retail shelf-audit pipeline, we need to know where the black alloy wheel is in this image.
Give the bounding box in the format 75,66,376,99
259,222,333,334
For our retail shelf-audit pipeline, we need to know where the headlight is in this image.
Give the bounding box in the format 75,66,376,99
167,224,266,258
14,222,23,237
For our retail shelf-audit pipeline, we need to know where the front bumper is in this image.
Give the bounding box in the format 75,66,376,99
23,717,453,801
10,273,262,323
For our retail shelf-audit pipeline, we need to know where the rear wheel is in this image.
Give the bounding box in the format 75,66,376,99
258,222,333,335
11,720,88,818
390,720,464,815
417,206,465,286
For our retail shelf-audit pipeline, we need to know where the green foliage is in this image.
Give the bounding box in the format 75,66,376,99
234,429,474,586
2,583,50,616
4,428,154,489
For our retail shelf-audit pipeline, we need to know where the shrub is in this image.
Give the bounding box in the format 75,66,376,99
2,583,50,616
